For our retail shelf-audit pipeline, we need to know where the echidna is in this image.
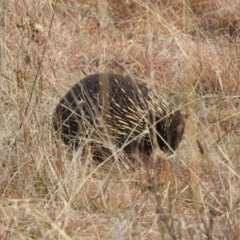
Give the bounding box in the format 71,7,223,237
53,73,185,159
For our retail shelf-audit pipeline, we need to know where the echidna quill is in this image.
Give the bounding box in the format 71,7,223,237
53,73,186,159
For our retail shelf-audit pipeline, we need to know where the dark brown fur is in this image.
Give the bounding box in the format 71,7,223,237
53,73,185,158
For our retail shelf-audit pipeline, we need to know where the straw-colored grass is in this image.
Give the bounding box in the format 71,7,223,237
0,0,239,239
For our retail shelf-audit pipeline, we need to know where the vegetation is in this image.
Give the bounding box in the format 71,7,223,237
0,0,239,239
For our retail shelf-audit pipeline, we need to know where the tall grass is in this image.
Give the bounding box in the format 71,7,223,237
0,0,239,239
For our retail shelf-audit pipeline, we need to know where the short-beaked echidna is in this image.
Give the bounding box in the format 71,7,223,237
53,73,185,158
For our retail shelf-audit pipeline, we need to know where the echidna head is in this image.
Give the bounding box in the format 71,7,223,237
156,110,186,154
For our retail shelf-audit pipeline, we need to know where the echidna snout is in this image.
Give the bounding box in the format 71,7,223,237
53,73,185,157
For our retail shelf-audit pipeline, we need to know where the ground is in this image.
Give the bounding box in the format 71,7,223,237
0,0,240,239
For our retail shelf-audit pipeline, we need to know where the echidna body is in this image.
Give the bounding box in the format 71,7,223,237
53,73,185,157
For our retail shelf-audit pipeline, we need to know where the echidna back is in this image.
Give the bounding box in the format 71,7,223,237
53,73,185,156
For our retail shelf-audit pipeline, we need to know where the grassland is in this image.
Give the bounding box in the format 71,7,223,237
0,0,240,239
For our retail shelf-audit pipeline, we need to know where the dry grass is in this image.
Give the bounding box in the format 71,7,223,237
0,0,240,239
